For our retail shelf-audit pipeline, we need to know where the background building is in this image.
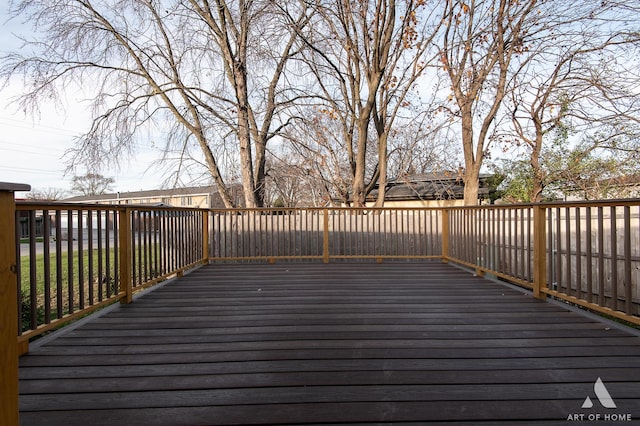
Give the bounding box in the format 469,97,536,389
63,185,243,209
365,173,501,207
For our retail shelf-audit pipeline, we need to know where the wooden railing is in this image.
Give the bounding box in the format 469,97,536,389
210,207,443,262
14,202,208,353
1,182,639,424
447,204,536,287
445,200,640,326
209,203,639,325
3,192,208,425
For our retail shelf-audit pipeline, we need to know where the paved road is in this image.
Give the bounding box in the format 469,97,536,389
19,235,116,256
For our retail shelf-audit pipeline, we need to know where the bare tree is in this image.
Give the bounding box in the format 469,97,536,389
292,0,440,207
283,109,353,205
263,149,320,207
504,1,640,201
71,173,115,196
386,112,460,179
25,187,69,201
438,0,539,205
2,0,309,208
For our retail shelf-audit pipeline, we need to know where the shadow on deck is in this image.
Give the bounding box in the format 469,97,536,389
19,263,640,425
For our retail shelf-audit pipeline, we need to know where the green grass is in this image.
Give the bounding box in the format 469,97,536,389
19,245,166,292
19,249,118,331
20,249,117,294
20,237,44,243
19,244,168,332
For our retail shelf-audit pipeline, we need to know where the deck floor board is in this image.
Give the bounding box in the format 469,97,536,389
19,263,640,425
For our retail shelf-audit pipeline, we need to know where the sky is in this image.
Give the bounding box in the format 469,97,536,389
0,6,168,199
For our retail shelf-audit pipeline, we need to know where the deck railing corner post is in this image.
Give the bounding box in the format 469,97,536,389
0,182,30,426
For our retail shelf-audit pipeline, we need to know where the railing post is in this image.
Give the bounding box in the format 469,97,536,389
202,210,209,265
441,208,449,263
119,208,133,304
323,208,330,263
533,204,547,299
0,182,30,426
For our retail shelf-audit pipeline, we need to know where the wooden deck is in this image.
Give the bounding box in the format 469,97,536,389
19,263,640,425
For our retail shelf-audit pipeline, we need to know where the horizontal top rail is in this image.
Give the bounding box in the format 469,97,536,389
210,206,447,213
17,197,640,210
442,198,640,210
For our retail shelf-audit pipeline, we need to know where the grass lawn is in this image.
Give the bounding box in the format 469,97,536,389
19,249,118,330
20,248,117,293
20,237,44,244
20,242,172,333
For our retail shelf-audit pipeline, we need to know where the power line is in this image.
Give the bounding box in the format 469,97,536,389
0,116,82,137
0,165,64,176
0,139,68,155
0,145,65,157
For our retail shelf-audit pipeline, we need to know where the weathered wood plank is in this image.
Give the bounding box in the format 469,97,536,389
51,322,613,336
20,382,640,411
17,401,593,426
19,345,640,370
20,367,640,394
38,329,632,347
28,337,640,356
19,356,640,381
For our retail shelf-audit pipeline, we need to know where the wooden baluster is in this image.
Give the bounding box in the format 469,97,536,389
533,205,547,299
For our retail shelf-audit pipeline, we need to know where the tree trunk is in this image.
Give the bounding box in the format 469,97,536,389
463,165,481,206
373,132,389,208
373,173,387,208
253,138,267,207
253,158,266,207
234,61,259,209
530,133,544,203
460,108,482,206
351,112,372,207
352,172,366,207
238,126,257,208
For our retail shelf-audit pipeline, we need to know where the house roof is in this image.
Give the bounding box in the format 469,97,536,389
65,184,249,208
593,174,640,188
64,185,220,203
368,173,499,201
62,185,235,208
